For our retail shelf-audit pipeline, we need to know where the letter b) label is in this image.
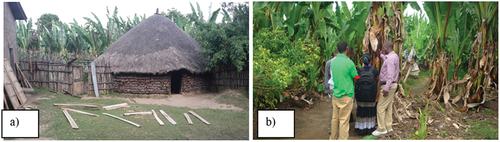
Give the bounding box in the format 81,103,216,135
258,110,294,138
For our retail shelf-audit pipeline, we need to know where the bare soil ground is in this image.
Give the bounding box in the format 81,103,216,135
80,90,244,111
253,76,498,140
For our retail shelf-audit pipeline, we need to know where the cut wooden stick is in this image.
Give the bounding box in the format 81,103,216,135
103,113,141,128
159,110,177,125
151,110,165,126
53,103,98,108
103,105,131,110
103,103,129,110
183,113,193,125
123,111,153,116
188,111,211,125
62,109,79,129
62,108,99,117
103,103,128,108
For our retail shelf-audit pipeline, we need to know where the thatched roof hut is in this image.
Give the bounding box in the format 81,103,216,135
93,13,206,74
88,13,209,95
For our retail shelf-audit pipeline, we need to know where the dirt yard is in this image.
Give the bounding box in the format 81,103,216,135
253,75,498,140
80,90,244,111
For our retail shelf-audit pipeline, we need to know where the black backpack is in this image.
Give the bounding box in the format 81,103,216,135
355,67,377,102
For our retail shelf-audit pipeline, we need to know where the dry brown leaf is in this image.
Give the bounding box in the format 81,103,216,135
369,30,379,52
479,56,487,69
363,30,370,53
443,85,450,105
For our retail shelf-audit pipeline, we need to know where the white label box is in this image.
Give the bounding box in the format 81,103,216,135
257,110,294,138
2,110,39,138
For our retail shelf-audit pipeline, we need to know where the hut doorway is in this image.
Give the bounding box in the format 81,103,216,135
171,71,182,94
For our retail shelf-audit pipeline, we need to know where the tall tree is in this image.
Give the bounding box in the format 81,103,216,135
162,8,190,31
36,13,60,31
198,2,249,72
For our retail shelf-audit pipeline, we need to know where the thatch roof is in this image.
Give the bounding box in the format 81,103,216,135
92,14,206,75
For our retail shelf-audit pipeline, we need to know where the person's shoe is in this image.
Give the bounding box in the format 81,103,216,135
387,129,393,132
372,130,387,136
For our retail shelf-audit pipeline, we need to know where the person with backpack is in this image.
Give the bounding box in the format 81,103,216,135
354,53,379,136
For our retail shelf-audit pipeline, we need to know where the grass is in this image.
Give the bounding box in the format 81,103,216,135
436,102,445,113
215,90,249,110
361,135,376,140
464,120,498,139
404,70,430,96
406,70,430,86
34,88,248,140
441,131,448,136
485,109,494,115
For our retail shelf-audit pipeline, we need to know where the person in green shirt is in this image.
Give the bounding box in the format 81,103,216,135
329,41,359,140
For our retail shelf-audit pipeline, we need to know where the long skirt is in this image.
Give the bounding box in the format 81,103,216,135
354,101,377,136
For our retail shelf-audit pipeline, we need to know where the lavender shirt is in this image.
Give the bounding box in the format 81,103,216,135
379,51,399,92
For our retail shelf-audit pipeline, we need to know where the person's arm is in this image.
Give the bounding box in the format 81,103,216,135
324,61,331,94
380,53,387,60
351,62,359,79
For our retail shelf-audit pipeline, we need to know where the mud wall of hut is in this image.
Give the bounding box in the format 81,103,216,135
111,72,209,94
181,73,210,93
4,3,18,64
113,74,170,94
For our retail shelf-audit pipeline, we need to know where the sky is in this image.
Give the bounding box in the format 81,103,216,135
15,0,232,26
344,1,427,19
15,1,425,28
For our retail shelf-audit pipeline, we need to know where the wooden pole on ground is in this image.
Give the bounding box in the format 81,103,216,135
188,111,211,125
159,110,177,125
53,103,98,108
62,109,79,129
62,108,99,117
123,112,152,116
151,110,164,126
102,103,129,110
103,113,141,128
183,113,193,125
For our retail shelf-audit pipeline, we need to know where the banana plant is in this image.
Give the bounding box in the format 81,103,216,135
16,18,38,51
461,1,498,110
189,2,206,24
40,20,68,54
363,2,407,71
423,2,459,99
82,12,107,57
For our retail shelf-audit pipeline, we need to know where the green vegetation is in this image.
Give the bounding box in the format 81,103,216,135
34,88,248,140
16,2,249,72
196,2,249,72
216,91,249,110
249,1,498,111
361,135,376,140
253,2,373,108
408,101,431,140
441,131,448,136
464,120,498,139
485,109,493,115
